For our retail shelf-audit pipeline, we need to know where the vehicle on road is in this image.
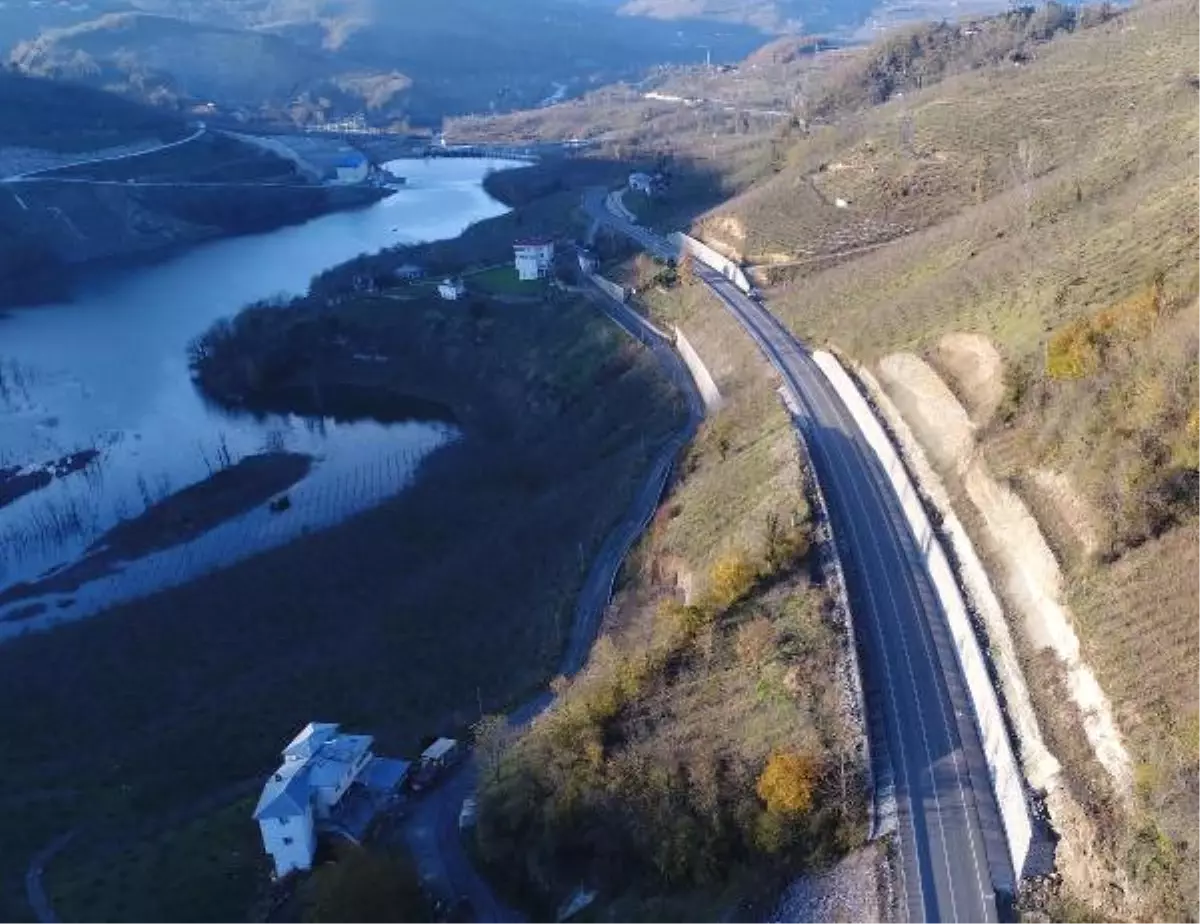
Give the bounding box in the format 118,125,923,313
458,796,478,831
410,737,463,792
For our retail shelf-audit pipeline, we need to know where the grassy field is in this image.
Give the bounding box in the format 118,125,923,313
46,796,268,924
0,291,685,922
475,273,869,920
467,264,545,296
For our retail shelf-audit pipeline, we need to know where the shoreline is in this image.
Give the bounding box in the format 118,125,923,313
0,449,99,511
0,452,313,613
0,183,389,312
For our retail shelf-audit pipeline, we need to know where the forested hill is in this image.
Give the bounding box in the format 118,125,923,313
0,71,185,152
0,0,1034,129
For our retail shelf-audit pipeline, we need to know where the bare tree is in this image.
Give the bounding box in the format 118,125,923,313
473,714,512,785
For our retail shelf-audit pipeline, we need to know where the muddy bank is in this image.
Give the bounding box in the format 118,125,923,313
0,449,99,510
0,452,311,611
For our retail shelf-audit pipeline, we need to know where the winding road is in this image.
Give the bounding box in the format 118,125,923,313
401,280,704,921
1,125,207,184
585,189,1015,923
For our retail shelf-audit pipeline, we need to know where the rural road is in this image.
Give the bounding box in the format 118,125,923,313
585,190,1015,923
401,279,704,920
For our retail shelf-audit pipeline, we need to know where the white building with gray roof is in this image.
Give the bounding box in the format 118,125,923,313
253,722,409,878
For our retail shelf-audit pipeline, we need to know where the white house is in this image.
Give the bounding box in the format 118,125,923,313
437,277,466,300
513,238,555,281
253,722,410,879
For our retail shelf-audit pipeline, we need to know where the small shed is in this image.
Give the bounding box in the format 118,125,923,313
361,756,411,798
394,263,423,281
437,278,466,300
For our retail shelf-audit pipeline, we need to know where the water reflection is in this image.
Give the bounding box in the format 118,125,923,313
0,158,521,636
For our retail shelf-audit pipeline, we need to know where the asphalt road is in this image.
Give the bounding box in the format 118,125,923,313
1,125,206,184
401,278,703,922
586,191,1014,923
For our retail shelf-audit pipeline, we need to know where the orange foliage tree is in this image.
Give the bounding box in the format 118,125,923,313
756,751,818,816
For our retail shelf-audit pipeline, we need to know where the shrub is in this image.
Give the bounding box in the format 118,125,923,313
1046,317,1101,380
735,616,776,669
1045,284,1163,380
763,510,811,575
705,551,758,612
756,751,818,816
299,849,429,923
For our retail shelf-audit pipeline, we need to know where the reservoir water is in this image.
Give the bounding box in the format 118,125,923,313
0,157,522,636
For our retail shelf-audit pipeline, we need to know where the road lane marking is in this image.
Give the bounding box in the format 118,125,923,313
797,356,994,921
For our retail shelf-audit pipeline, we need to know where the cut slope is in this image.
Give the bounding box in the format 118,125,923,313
692,1,1197,917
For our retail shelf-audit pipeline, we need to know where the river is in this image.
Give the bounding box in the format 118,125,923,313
0,157,523,637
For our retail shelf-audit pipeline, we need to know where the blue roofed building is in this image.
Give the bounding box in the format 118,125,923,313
333,152,369,184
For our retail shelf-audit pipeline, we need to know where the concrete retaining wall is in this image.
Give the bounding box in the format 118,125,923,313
670,232,753,294
586,271,627,304
672,327,722,411
812,350,1032,881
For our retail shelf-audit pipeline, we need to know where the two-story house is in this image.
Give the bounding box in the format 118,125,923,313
253,722,408,878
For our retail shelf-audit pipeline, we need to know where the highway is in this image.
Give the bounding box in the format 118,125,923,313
585,190,1015,923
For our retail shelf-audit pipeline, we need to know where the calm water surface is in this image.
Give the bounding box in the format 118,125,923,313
0,158,522,635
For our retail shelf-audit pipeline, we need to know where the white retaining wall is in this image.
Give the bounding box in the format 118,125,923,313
586,272,627,304
812,350,1032,880
670,232,753,294
672,327,722,411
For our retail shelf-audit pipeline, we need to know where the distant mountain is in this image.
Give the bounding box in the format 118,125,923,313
610,0,876,33
10,13,336,107
0,0,1032,127
5,1,773,125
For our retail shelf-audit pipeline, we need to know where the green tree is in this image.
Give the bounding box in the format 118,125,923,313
299,849,429,923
